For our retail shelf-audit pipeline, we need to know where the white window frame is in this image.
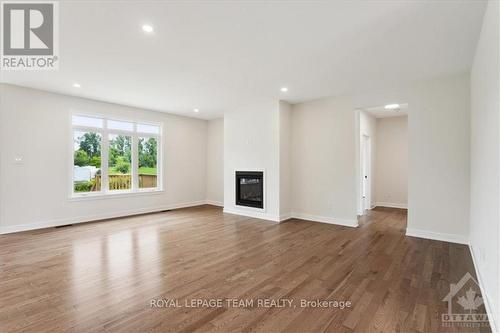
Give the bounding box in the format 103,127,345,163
70,113,163,199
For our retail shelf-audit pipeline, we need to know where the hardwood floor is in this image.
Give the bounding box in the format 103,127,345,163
0,205,490,333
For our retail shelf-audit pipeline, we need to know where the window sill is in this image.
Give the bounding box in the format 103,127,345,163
69,189,164,201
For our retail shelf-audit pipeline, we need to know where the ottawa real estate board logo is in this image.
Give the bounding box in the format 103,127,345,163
442,272,489,329
1,1,59,70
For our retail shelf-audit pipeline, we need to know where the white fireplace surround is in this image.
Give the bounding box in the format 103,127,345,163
223,168,270,219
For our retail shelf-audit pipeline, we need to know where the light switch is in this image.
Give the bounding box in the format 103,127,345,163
13,156,23,164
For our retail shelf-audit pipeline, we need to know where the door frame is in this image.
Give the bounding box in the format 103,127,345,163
361,134,371,213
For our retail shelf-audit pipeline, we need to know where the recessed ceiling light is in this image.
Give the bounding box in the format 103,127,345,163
384,104,400,110
73,83,81,88
280,87,288,92
194,108,199,113
142,25,154,33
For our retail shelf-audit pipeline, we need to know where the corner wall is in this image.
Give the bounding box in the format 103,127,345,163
405,74,470,244
290,96,359,226
206,118,224,206
470,0,499,329
279,101,292,220
289,73,471,236
0,84,208,233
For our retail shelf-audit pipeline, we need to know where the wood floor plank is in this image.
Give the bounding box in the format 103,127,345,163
0,205,490,333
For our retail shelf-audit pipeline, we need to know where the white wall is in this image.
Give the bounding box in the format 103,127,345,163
206,118,224,206
223,100,281,221
470,0,499,329
291,96,359,226
358,110,377,214
405,75,470,243
279,101,292,219
349,73,470,243
290,73,471,237
375,116,408,208
0,84,208,233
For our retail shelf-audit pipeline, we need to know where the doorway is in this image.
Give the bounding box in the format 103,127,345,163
357,104,409,222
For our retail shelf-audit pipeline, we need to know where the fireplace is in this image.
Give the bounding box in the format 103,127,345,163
235,171,263,209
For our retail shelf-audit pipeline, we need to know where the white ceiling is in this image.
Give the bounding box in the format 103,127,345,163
363,103,409,119
0,0,487,119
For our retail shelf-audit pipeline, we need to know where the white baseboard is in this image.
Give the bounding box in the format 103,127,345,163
222,208,280,222
405,228,468,245
469,243,498,333
205,200,224,207
0,200,208,235
291,212,358,228
374,202,408,209
222,209,358,227
279,213,293,222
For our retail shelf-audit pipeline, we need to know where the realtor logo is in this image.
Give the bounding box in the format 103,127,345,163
441,272,489,328
1,1,59,70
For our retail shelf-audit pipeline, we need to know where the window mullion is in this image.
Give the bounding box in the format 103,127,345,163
132,133,139,191
156,134,162,191
102,129,109,194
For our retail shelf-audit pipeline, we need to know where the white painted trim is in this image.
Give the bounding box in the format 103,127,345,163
205,200,224,207
361,134,372,212
222,209,358,227
469,243,498,333
0,200,207,235
291,212,358,228
373,202,408,209
68,189,165,201
279,213,293,222
405,228,468,245
1,202,356,234
223,207,279,222
355,109,363,216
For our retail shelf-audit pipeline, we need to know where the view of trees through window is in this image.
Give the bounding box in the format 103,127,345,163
72,115,161,195
139,137,158,188
108,134,132,190
73,131,102,192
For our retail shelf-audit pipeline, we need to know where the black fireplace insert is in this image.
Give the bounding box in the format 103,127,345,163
235,171,263,209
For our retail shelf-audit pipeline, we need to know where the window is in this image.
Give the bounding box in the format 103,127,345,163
138,137,158,188
73,131,102,193
108,134,132,191
71,115,161,197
